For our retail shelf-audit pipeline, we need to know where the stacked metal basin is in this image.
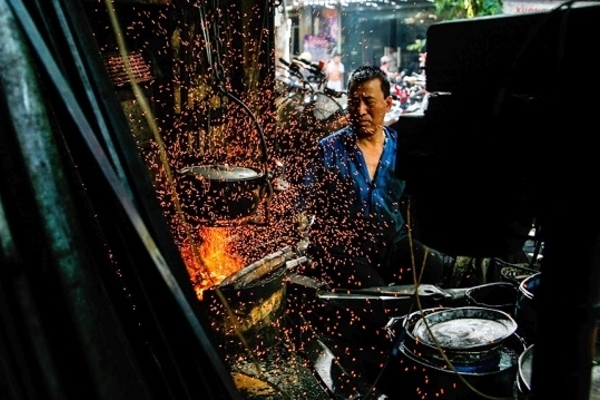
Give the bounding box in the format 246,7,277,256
383,306,525,400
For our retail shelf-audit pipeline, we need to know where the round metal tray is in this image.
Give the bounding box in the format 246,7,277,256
413,306,518,351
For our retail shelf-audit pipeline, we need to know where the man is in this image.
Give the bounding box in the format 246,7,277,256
325,52,344,92
299,65,443,289
380,55,391,75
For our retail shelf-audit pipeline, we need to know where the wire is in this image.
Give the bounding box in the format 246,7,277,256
197,2,270,168
196,2,213,75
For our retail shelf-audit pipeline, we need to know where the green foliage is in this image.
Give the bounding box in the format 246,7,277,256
407,39,426,52
433,0,503,20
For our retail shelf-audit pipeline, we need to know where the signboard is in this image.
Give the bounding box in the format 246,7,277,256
503,0,566,14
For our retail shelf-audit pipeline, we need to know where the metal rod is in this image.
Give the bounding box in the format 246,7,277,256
219,246,293,288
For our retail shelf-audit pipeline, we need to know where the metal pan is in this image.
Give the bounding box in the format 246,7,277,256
412,306,518,352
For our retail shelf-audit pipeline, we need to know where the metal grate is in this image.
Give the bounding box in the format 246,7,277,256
103,51,154,87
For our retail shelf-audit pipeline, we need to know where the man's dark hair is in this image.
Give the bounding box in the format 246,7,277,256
347,65,391,98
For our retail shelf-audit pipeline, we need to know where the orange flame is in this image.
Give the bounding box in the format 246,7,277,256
181,226,244,300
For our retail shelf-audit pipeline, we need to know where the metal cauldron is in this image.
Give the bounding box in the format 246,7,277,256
177,164,270,225
204,262,288,352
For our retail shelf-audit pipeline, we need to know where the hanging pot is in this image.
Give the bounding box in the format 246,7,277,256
177,164,270,225
175,1,273,226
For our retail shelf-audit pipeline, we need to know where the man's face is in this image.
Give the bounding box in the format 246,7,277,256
347,79,392,137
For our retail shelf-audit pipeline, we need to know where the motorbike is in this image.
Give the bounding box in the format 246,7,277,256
391,71,428,114
274,57,348,184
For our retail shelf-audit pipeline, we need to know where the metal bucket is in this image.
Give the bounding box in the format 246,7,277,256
514,272,541,345
204,264,288,352
393,339,522,399
518,344,600,399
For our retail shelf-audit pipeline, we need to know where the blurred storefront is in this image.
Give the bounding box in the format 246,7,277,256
277,0,437,75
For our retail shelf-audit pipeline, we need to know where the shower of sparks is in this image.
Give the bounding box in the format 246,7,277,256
79,1,492,398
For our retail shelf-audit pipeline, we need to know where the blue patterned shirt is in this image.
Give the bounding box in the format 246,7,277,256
302,125,407,259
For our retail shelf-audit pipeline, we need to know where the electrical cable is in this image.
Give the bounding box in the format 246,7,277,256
196,1,270,168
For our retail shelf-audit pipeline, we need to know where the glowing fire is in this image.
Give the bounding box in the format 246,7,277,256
181,226,244,300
